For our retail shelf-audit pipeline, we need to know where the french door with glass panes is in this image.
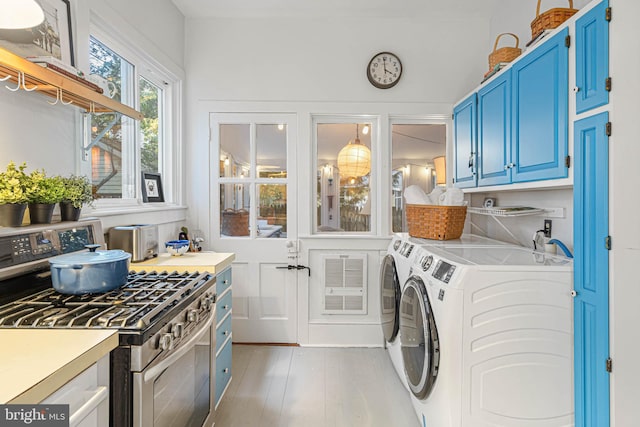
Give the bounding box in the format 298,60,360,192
210,113,298,343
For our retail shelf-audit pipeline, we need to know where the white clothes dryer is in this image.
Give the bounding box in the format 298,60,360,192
381,234,420,390
400,245,574,427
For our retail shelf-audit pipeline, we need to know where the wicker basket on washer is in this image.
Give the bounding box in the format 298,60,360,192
406,204,467,241
488,33,522,72
531,0,578,40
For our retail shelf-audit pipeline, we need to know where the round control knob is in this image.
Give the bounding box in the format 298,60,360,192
159,333,173,351
201,295,212,310
421,255,433,272
172,323,184,339
187,309,199,323
393,240,401,251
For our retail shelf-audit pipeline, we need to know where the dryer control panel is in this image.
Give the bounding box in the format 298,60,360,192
432,260,456,283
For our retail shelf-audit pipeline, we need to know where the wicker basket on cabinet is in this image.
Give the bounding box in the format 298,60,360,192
406,204,467,240
530,0,578,40
488,33,522,71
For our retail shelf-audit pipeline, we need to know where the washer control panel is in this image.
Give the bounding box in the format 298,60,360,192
432,260,456,283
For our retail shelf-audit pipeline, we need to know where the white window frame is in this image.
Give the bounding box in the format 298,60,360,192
83,20,182,210
312,115,379,236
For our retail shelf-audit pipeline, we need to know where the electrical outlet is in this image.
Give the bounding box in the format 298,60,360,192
544,219,552,238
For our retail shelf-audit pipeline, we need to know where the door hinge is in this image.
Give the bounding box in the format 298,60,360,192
605,7,612,22
605,77,612,92
605,236,612,250
606,357,613,372
606,122,612,136
451,113,454,120
565,35,571,48
565,155,571,168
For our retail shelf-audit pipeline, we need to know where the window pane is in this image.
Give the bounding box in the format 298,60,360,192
257,124,287,178
140,77,162,174
220,124,250,178
220,183,250,237
316,123,371,233
257,184,286,238
391,124,446,232
89,37,135,199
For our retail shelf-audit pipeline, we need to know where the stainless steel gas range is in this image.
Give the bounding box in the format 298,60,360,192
0,219,217,427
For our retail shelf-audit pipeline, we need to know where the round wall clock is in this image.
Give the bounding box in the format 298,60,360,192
367,52,403,89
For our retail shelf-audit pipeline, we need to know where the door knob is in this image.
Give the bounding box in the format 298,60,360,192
570,290,578,297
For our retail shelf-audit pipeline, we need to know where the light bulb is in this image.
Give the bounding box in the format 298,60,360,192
277,124,284,131
362,125,369,135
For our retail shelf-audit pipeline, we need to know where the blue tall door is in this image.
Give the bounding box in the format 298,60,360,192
573,112,609,427
576,0,609,114
511,28,568,183
453,93,477,188
477,70,511,186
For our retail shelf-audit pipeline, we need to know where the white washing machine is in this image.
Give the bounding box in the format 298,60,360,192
381,234,420,390
399,245,574,427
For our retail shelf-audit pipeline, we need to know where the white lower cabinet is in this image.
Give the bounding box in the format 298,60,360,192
41,354,110,427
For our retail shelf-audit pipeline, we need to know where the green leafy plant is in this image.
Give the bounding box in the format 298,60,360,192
26,170,65,204
61,175,95,208
0,161,30,204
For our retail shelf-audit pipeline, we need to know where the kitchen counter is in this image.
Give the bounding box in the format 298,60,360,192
0,329,118,404
128,251,235,274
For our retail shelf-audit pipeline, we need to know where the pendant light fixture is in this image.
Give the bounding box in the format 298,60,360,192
0,0,45,29
337,124,371,179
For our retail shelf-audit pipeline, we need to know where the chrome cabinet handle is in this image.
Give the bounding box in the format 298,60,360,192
223,368,229,373
223,305,229,310
223,330,229,335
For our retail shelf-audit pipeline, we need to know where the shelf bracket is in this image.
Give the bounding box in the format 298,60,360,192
82,112,122,159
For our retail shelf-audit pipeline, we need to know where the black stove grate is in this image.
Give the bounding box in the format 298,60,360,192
0,270,211,330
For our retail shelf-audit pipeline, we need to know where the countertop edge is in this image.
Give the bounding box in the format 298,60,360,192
7,332,119,404
128,252,235,274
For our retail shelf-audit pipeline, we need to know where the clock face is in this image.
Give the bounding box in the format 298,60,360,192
367,52,402,89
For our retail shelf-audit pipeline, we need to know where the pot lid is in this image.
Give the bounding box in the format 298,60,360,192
49,249,131,265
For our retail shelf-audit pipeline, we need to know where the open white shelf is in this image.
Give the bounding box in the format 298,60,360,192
468,206,544,217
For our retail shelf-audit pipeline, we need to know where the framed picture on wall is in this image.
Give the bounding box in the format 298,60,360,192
141,172,164,203
0,0,75,66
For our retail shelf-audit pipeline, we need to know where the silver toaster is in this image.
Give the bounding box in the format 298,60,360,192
108,224,158,262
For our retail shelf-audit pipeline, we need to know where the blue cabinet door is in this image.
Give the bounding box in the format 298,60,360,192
576,1,609,114
477,70,511,186
574,112,610,427
453,93,477,188
511,28,569,183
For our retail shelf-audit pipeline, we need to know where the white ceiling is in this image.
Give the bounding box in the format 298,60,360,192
172,0,499,19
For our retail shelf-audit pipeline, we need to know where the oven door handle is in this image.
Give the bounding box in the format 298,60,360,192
143,306,216,383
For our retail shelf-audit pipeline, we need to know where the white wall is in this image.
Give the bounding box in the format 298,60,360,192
0,0,186,242
469,189,573,251
609,0,640,424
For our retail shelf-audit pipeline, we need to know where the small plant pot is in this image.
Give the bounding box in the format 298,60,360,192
0,203,27,227
29,203,55,224
60,201,82,221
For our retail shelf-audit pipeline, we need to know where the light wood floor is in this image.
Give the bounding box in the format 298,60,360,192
215,345,419,427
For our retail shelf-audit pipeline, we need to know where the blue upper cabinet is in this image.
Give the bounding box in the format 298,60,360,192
511,28,569,183
453,93,477,188
477,70,511,186
575,1,609,114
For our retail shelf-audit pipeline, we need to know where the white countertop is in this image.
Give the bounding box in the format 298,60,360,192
128,251,235,274
0,329,119,404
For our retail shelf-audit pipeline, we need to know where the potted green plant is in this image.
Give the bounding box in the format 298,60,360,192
60,175,95,221
0,161,29,227
26,170,65,224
